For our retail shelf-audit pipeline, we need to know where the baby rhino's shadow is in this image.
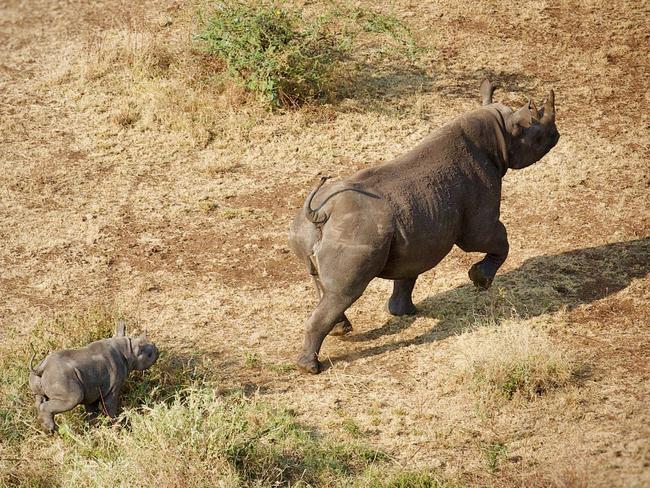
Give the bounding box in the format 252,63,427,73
335,237,649,364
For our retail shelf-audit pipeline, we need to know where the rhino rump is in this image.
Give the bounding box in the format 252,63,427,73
30,339,130,406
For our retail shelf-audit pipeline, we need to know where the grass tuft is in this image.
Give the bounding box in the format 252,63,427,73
482,442,508,473
365,469,461,488
457,319,578,403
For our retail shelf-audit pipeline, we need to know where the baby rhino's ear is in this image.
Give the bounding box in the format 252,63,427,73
116,319,127,337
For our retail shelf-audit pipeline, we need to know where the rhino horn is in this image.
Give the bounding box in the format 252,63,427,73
540,89,555,124
480,79,496,105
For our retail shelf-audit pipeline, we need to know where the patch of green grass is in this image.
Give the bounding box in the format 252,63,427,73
482,442,508,473
267,361,296,373
342,417,365,438
244,352,261,368
50,389,391,487
358,10,417,55
365,469,461,488
196,1,420,107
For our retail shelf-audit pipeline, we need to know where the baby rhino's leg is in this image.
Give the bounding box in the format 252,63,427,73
34,394,46,409
102,391,121,418
39,391,83,433
85,401,101,424
38,376,84,433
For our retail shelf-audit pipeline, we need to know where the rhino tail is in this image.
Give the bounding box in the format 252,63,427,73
304,176,331,225
29,351,44,376
28,352,46,395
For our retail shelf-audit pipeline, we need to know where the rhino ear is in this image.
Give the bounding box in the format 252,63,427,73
540,89,555,124
509,100,534,131
529,100,539,121
480,79,496,106
116,320,126,337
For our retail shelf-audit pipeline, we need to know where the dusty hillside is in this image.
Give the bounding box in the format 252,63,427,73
1,0,648,486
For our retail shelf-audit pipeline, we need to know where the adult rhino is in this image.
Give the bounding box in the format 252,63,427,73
289,80,560,374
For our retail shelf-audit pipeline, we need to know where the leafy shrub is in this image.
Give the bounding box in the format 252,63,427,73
197,2,346,106
197,1,418,107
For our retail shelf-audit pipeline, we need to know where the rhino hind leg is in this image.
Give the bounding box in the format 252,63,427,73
310,257,353,337
38,395,83,433
34,394,46,409
297,291,361,374
330,316,353,336
387,278,418,316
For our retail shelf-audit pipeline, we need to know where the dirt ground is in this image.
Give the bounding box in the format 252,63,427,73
1,0,648,486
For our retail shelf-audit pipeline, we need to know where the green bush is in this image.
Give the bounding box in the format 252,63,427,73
197,2,345,106
197,1,418,107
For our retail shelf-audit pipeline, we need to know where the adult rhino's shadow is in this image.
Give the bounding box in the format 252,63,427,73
333,238,649,364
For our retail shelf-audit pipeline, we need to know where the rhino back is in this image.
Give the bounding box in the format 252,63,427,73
349,122,502,278
40,340,129,403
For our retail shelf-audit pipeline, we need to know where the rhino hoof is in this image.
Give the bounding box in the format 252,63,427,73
469,264,493,290
387,298,417,316
296,353,320,374
39,416,57,434
330,318,353,337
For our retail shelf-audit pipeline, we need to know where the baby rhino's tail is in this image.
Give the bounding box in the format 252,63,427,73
28,352,45,395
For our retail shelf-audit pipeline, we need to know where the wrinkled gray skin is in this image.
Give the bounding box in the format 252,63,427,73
289,79,560,374
28,320,159,432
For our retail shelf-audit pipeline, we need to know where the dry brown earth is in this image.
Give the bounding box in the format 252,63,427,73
1,0,648,486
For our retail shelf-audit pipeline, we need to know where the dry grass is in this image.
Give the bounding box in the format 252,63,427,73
1,0,648,486
0,310,451,487
455,318,577,403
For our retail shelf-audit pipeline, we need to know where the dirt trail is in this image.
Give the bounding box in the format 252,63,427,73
1,0,648,486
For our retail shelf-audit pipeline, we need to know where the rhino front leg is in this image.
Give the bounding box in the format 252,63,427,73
467,221,509,290
101,391,121,419
387,277,418,316
85,401,101,424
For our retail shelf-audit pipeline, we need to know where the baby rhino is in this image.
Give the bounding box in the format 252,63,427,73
29,321,159,432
